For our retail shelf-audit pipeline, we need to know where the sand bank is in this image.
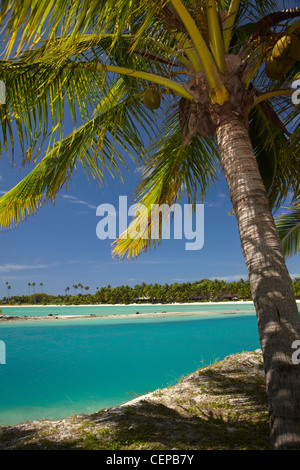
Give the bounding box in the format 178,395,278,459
0,302,256,323
0,300,255,308
0,300,298,323
0,310,247,322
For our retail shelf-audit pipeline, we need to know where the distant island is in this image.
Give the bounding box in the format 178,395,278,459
1,278,300,306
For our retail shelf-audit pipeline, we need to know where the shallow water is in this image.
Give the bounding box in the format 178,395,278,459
0,302,256,317
0,303,298,427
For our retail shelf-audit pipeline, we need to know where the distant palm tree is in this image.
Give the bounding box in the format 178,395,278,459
5,282,10,298
32,282,36,294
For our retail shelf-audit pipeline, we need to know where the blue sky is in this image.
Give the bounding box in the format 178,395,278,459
1,143,299,297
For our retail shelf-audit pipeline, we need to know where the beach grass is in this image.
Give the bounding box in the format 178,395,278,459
0,350,270,450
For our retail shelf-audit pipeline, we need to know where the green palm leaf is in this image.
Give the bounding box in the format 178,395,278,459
0,76,155,229
248,99,299,211
275,197,300,257
0,0,299,251
112,121,219,258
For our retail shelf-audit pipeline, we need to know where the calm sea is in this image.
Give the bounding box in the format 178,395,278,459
0,303,298,426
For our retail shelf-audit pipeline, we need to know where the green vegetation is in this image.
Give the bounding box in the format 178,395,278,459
1,278,300,306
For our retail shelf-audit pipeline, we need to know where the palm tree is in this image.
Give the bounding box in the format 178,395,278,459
0,0,299,449
5,282,10,298
78,283,84,295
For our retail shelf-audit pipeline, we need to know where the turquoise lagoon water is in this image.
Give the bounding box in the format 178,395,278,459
0,302,297,427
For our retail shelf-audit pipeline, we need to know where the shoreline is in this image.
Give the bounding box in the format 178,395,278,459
0,300,298,323
0,300,256,323
0,300,255,308
0,309,254,323
0,350,269,450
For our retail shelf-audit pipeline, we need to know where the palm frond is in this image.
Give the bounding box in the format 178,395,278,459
248,98,299,211
0,0,155,58
0,25,197,162
0,76,157,230
0,0,299,262
112,120,219,259
276,197,300,257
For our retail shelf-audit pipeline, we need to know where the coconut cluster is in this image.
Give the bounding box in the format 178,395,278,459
179,55,254,145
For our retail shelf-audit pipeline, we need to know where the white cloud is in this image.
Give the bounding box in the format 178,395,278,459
134,165,145,175
206,192,230,208
0,263,48,273
206,202,221,207
62,194,97,210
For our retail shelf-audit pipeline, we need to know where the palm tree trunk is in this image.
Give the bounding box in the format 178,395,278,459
215,117,300,450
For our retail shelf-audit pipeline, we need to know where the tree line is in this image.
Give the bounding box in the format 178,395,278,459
2,278,300,305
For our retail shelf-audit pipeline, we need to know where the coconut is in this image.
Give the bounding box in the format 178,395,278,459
143,90,161,110
265,56,289,79
272,35,300,64
289,35,300,62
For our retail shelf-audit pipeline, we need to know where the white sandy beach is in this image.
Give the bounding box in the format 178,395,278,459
0,300,299,322
0,300,255,306
0,300,258,322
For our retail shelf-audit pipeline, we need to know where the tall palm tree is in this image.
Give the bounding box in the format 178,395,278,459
78,283,84,295
0,0,299,449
